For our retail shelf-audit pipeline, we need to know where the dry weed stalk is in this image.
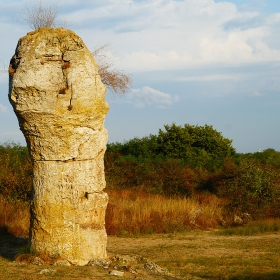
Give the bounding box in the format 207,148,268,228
92,44,132,95
20,0,58,30
0,60,7,77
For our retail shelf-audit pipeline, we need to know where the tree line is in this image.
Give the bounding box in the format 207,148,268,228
105,123,280,219
1,123,280,220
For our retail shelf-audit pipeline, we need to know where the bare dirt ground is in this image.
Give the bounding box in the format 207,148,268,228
1,231,280,279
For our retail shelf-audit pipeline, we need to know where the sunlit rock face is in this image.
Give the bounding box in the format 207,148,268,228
8,27,109,265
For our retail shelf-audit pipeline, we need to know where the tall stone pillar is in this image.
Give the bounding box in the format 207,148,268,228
8,28,109,265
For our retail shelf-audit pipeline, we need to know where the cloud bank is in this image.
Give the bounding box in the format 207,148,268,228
1,0,280,72
59,0,280,72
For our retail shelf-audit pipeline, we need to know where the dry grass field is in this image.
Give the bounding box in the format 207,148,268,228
1,190,280,279
1,230,280,280
0,190,227,238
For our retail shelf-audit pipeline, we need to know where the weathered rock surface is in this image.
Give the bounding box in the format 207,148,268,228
8,27,109,265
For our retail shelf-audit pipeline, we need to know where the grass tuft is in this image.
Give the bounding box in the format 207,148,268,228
215,219,280,235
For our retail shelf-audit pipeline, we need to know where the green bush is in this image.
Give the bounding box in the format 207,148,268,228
105,154,196,196
0,142,32,202
239,148,280,169
214,159,280,219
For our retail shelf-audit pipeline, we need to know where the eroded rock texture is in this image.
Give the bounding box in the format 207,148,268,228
8,28,109,265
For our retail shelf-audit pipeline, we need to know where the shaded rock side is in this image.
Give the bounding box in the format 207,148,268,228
8,27,109,265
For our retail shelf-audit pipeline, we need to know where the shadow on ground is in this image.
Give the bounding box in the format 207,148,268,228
0,226,28,261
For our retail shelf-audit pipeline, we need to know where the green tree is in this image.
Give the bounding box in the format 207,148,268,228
107,123,235,169
240,148,280,169
107,135,159,159
155,123,235,169
105,123,235,196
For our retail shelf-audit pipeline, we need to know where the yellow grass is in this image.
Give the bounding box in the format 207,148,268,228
106,189,226,235
0,196,29,237
0,190,226,237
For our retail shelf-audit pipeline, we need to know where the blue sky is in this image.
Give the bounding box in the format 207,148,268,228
0,0,280,153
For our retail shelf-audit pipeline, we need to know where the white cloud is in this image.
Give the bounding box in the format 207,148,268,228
129,86,179,108
69,0,280,72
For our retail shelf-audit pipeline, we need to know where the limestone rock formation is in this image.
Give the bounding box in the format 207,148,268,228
8,27,109,265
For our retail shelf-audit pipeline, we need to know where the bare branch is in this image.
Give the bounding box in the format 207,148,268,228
0,60,8,77
20,1,58,30
92,44,132,95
